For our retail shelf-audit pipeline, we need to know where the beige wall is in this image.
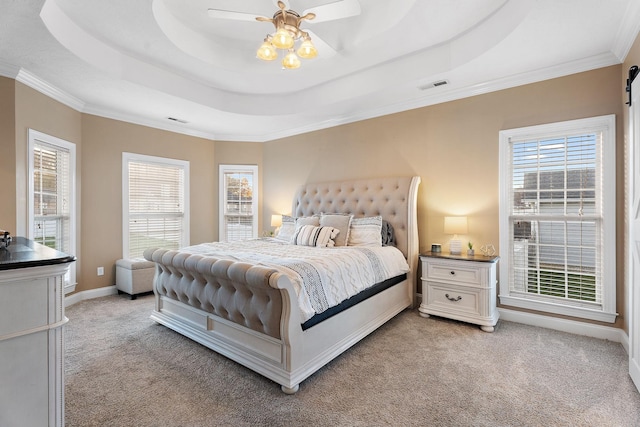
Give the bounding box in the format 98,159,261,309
0,77,16,231
79,115,216,292
263,65,625,329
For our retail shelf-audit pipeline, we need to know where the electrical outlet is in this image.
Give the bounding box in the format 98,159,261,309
97,266,104,276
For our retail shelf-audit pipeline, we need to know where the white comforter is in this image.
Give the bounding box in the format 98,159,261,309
179,238,410,322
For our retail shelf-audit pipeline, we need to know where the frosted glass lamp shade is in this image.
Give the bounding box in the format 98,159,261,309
282,51,301,69
297,38,317,59
256,40,278,61
272,27,295,50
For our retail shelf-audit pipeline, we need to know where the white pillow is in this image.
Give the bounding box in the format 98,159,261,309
348,216,383,247
320,213,352,247
275,215,320,243
275,215,296,242
293,225,339,247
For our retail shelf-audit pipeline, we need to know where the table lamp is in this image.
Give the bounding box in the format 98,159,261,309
444,216,467,255
271,214,282,235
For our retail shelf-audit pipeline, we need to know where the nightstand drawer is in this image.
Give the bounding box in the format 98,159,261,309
424,283,481,317
424,260,483,286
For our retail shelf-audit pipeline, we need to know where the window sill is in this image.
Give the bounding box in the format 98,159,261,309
499,294,618,323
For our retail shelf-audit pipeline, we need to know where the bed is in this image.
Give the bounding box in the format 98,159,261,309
144,176,420,393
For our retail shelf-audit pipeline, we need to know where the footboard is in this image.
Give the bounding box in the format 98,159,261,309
143,247,308,393
143,248,294,339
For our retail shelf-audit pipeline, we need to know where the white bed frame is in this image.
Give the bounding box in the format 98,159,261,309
145,176,421,393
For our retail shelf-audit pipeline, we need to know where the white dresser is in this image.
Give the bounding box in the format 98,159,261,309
0,238,74,427
419,252,499,332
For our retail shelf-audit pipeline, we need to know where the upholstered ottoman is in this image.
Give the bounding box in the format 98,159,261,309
115,258,156,299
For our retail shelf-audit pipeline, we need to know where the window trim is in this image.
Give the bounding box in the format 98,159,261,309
27,129,77,294
498,115,617,323
219,164,259,242
122,152,190,259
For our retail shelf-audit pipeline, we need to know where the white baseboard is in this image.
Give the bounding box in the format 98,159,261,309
498,308,629,354
65,285,118,307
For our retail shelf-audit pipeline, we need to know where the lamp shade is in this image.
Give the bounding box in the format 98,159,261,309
272,27,295,50
282,51,301,69
444,216,468,235
271,214,283,228
297,38,317,59
256,40,278,61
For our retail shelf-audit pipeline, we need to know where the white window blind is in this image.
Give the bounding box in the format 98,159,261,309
219,165,258,242
33,141,71,251
123,153,189,259
499,115,616,323
28,129,77,293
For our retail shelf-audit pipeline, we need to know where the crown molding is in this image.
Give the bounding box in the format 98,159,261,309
247,52,622,142
611,0,640,61
8,65,219,141
16,68,86,111
82,104,219,141
1,52,624,143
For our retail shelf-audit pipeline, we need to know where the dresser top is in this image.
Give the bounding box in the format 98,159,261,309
0,237,75,270
420,251,499,263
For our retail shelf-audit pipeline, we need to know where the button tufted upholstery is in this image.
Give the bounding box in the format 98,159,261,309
292,177,412,258
144,248,283,339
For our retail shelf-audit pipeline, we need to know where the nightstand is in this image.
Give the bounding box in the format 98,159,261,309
419,252,499,332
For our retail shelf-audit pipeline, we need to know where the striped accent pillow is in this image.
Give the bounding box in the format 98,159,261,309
293,225,339,247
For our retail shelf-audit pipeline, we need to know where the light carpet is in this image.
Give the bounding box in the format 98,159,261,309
65,295,640,426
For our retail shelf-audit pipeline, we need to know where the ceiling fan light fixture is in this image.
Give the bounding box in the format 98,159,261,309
257,38,278,61
272,27,295,50
251,1,319,69
282,50,301,69
297,37,317,59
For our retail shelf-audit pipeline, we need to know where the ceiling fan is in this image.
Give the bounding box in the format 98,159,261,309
207,0,362,66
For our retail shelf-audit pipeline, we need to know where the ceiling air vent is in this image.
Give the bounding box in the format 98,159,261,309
167,117,188,124
418,80,449,90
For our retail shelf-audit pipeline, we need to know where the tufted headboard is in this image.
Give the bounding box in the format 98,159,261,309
291,176,421,260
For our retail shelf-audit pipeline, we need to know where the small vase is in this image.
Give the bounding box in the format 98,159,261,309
467,249,475,256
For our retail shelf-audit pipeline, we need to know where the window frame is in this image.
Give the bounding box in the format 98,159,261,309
122,152,190,259
219,164,259,242
498,115,616,323
27,129,77,294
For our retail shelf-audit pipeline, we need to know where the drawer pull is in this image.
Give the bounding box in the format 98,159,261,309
445,293,462,302
450,271,456,276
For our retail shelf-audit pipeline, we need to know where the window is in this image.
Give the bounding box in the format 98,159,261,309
499,115,616,323
123,153,189,259
219,165,258,242
28,129,77,293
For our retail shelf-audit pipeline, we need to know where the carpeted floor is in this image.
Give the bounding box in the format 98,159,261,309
65,294,640,427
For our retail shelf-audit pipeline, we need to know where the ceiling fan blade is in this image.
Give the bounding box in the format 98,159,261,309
272,0,289,9
207,8,260,22
305,30,337,58
304,0,361,23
